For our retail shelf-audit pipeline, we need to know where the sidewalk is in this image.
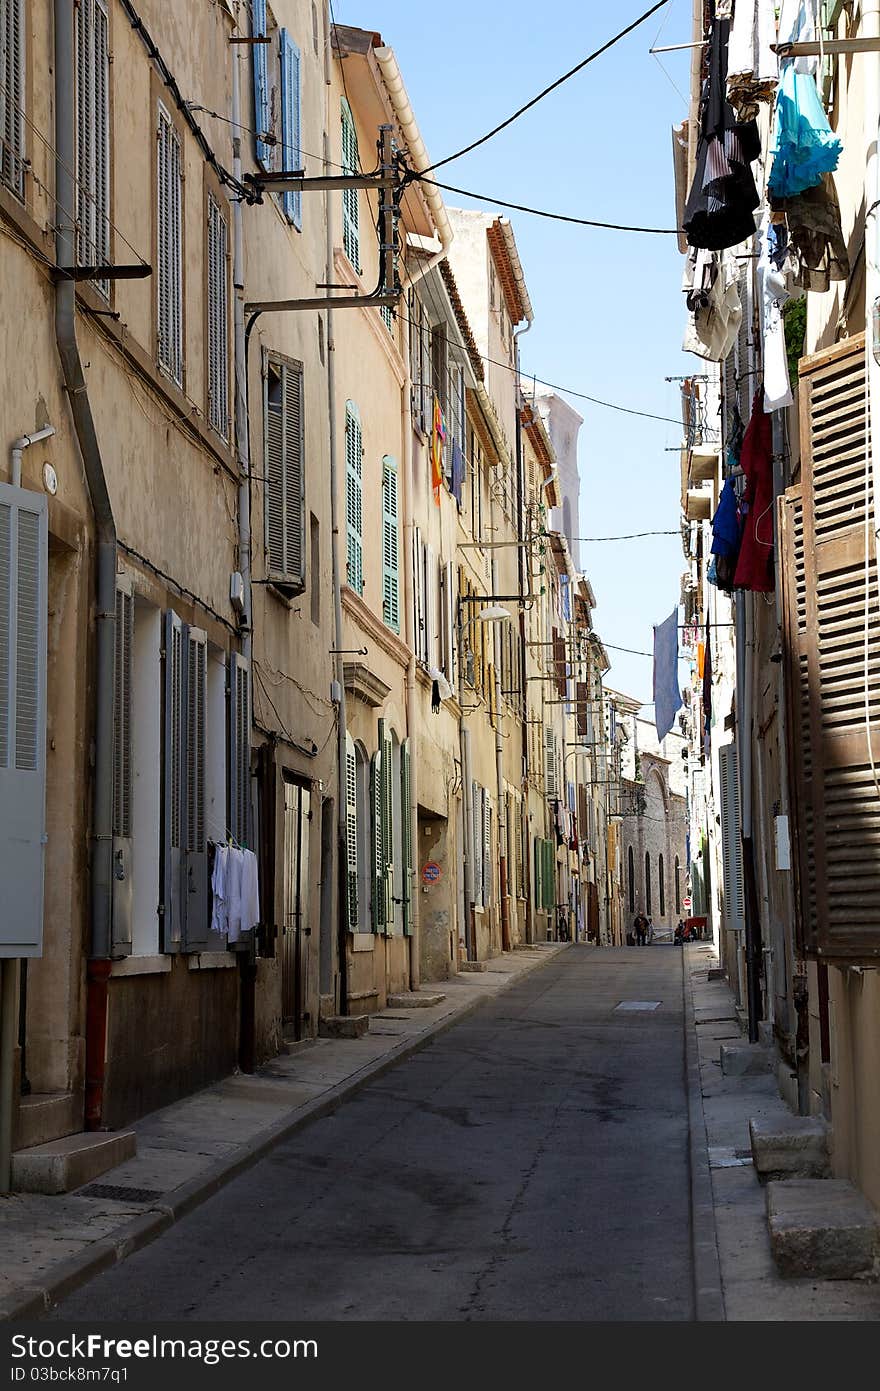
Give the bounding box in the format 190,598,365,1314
685,943,880,1321
0,945,564,1321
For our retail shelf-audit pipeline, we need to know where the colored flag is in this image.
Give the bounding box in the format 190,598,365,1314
653,608,682,742
431,396,446,505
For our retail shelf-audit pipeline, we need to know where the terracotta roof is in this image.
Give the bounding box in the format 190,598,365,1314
519,401,554,473
486,219,533,325
439,260,484,382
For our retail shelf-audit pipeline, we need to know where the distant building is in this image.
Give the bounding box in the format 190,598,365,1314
531,389,584,570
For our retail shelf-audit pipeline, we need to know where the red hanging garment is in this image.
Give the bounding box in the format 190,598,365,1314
733,393,775,592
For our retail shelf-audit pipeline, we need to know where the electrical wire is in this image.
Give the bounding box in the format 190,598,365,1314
410,172,679,236
574,530,680,541
428,1,670,171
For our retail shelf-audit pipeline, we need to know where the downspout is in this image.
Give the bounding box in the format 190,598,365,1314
514,320,532,944
491,544,510,953
54,0,117,1129
325,27,349,1016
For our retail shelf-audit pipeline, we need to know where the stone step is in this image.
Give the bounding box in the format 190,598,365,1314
13,1091,81,1150
750,1114,830,1181
767,1179,880,1280
318,1014,370,1040
386,991,446,1009
707,967,725,981
279,1038,318,1056
458,961,486,973
12,1130,137,1195
720,1041,773,1077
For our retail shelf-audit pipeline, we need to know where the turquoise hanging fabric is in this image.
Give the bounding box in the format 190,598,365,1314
768,63,842,198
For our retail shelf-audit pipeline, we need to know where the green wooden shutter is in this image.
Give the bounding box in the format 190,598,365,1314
345,732,358,930
382,456,400,633
341,97,360,271
370,749,384,931
346,401,363,594
380,720,394,930
401,738,413,935
280,30,302,227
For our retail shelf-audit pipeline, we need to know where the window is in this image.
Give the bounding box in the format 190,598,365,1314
76,0,110,292
341,97,360,272
544,728,558,798
279,29,301,226
381,457,400,634
659,853,665,917
157,102,183,385
1,0,25,198
628,846,635,914
345,401,363,594
265,355,305,593
206,193,230,440
309,514,320,626
718,742,745,933
251,0,274,168
0,481,48,957
645,852,652,916
380,303,394,336
345,732,358,930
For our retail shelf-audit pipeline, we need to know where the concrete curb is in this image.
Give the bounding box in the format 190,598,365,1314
1,945,566,1322
682,945,726,1322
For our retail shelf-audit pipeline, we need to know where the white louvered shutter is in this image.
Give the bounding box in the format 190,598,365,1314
162,611,184,950
228,651,250,849
345,733,358,930
157,103,183,385
75,0,110,293
207,194,230,441
0,483,47,955
1,0,25,198
545,728,558,798
472,782,483,908
443,560,457,686
182,626,211,950
280,30,302,226
341,97,360,272
382,457,400,633
483,793,492,906
718,743,745,933
266,360,305,590
111,582,133,955
425,545,437,669
412,527,425,662
251,0,271,168
345,401,363,594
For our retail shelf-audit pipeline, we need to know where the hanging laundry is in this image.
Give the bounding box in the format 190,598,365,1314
772,173,850,292
733,394,775,592
757,212,794,412
226,847,244,943
682,247,743,361
768,2,842,199
450,437,465,507
210,843,230,937
727,0,777,94
240,850,260,935
653,609,683,743
431,397,446,505
702,621,713,730
709,476,742,592
683,12,761,251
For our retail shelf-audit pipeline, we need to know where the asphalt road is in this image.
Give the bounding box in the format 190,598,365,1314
51,946,693,1321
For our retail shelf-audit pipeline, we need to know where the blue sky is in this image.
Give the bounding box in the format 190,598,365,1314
341,0,694,707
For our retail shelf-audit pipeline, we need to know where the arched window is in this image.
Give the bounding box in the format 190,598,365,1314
628,846,635,913
659,854,665,917
645,852,652,916
675,857,681,915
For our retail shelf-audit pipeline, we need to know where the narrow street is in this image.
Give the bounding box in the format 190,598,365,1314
49,948,693,1322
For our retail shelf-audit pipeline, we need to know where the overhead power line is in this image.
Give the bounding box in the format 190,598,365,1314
413,173,678,236
575,531,680,541
428,1,670,171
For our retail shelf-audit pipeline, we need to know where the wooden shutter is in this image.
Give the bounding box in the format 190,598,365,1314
266,359,305,591
157,102,183,385
75,0,109,292
401,738,413,935
482,793,492,905
280,30,302,227
1,0,24,197
370,749,385,930
162,610,184,950
341,97,360,272
533,835,543,912
545,728,558,798
576,681,589,738
207,194,230,440
425,544,437,668
718,743,745,933
251,0,271,168
111,582,133,956
783,333,880,958
472,781,483,907
0,482,47,955
345,733,358,930
228,651,250,848
182,626,211,950
444,560,456,685
382,457,400,633
735,257,753,424
380,720,394,929
412,526,425,662
345,401,363,595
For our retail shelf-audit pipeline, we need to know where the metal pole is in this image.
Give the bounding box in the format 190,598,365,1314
0,958,18,1192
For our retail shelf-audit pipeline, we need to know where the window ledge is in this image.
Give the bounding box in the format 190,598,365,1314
188,951,237,971
351,933,375,952
111,955,171,978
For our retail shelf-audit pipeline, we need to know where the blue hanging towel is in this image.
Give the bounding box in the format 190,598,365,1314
710,477,741,558
768,63,842,198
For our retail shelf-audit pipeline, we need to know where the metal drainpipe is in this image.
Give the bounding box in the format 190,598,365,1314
54,0,117,1129
491,545,510,952
398,308,422,991
513,321,531,944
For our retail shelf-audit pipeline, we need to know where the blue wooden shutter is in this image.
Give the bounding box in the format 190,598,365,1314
340,97,360,272
252,0,271,168
382,456,399,633
0,482,47,956
345,402,363,594
111,582,133,956
162,610,183,951
280,30,302,227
